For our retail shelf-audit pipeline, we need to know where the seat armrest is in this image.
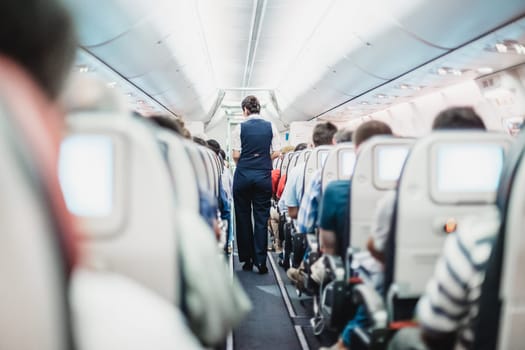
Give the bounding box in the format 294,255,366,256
306,233,318,252
353,284,388,329
323,254,345,281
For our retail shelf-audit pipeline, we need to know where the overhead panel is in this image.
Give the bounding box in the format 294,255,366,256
65,0,153,46
385,0,525,49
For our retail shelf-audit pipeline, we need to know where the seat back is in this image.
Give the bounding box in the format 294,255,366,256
321,144,355,192
350,137,414,249
156,130,200,214
304,145,333,188
473,130,525,350
60,113,179,304
184,140,210,193
389,132,511,300
0,56,77,350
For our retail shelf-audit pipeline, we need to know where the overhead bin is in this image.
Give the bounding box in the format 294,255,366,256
385,0,525,49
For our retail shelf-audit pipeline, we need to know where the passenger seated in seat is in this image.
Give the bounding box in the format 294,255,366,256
388,107,490,350
286,127,353,281
275,145,297,199
321,107,488,350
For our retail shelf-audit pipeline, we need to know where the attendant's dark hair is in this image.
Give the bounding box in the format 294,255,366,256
312,122,338,146
354,120,392,148
0,0,77,99
149,115,184,135
294,143,308,151
241,95,261,115
432,107,486,130
219,149,226,161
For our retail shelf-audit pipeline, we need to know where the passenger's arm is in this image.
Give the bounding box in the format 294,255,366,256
320,228,337,255
271,151,281,160
366,237,385,263
287,206,298,219
232,150,240,164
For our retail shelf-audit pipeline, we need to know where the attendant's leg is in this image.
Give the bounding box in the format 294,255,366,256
233,170,254,264
251,170,272,266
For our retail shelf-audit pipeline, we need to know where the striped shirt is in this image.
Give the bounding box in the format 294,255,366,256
416,212,500,350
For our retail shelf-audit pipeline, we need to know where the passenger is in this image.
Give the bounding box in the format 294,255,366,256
270,143,308,253
232,95,281,274
275,145,297,199
207,139,233,253
388,107,489,350
150,115,185,135
321,107,488,350
294,123,343,236
193,136,208,147
285,127,353,278
316,121,393,350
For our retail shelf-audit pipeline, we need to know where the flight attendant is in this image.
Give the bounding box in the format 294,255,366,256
232,95,280,274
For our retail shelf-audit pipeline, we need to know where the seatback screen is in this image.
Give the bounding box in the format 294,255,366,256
376,145,410,182
59,135,114,217
436,144,504,193
339,150,356,177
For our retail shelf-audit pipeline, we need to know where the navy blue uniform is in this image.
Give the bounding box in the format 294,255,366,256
233,118,273,266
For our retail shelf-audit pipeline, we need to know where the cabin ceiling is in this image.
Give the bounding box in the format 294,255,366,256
66,0,525,125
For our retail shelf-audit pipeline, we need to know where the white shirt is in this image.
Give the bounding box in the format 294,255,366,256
230,114,281,153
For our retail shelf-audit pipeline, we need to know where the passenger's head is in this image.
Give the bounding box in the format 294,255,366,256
193,137,208,147
241,95,261,116
218,149,226,161
149,115,184,135
432,106,486,131
281,145,295,154
206,139,221,155
294,143,308,152
312,122,338,147
353,120,393,149
334,128,353,144
0,0,77,100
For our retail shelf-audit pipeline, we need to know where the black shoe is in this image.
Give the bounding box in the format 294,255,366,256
256,264,269,274
278,259,290,270
242,262,253,271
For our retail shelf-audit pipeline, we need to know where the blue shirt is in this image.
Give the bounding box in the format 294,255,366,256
297,170,322,234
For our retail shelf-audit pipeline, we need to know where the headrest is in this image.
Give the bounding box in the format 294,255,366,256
321,144,355,191
304,145,333,188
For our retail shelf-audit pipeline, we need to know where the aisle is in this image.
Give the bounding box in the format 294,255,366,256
232,252,302,350
232,251,338,350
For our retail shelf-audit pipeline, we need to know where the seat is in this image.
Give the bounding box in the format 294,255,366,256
350,136,414,250
0,55,78,350
303,145,333,190
473,130,525,350
353,131,511,349
60,112,180,305
155,129,200,214
321,144,355,192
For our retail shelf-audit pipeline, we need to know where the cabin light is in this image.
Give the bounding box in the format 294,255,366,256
476,67,494,75
107,82,117,88
437,67,448,76
126,92,133,97
490,40,525,55
398,84,409,90
410,85,423,91
437,67,463,76
137,100,146,105
358,101,369,105
77,65,89,73
374,94,387,99
495,43,508,53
